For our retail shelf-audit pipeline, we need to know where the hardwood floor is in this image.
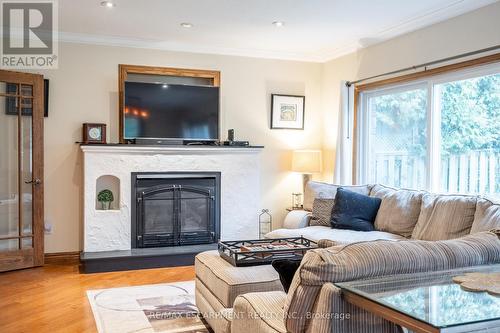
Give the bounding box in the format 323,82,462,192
0,262,195,333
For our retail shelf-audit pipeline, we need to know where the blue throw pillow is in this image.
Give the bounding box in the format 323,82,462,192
330,187,381,231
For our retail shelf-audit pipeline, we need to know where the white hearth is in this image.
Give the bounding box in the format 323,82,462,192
81,145,263,252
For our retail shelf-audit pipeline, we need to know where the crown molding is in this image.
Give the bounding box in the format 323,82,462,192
58,31,325,63
318,0,496,62
58,0,495,64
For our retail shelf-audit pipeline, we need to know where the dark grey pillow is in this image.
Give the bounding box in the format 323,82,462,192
330,187,381,231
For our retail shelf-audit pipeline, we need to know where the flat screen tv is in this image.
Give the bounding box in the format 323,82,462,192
124,82,219,142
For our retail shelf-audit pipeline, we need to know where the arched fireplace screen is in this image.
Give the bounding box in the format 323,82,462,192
131,172,220,248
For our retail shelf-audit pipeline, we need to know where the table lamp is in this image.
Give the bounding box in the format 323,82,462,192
292,150,322,194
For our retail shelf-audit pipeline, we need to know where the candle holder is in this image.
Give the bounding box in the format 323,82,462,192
259,209,272,239
292,193,303,209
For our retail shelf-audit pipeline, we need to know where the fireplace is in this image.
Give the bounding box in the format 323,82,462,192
131,172,221,248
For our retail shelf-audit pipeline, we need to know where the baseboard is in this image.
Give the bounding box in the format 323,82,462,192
44,251,81,265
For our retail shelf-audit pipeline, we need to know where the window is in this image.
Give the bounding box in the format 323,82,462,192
359,64,500,197
362,84,428,189
436,73,499,194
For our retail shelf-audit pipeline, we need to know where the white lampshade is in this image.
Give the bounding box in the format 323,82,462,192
291,150,322,174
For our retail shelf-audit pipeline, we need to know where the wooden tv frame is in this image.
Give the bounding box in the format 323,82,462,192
118,64,221,144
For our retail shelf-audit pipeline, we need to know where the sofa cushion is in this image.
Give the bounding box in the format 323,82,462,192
411,194,477,240
232,291,287,333
330,188,381,231
265,226,405,243
307,282,400,333
370,184,423,237
309,198,335,227
297,231,500,285
471,197,500,233
195,279,232,333
195,250,283,308
303,181,371,211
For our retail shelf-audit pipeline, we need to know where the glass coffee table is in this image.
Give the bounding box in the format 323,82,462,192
336,265,500,333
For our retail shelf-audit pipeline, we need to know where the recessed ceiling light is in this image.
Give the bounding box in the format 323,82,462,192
272,21,284,27
100,1,115,8
180,22,193,28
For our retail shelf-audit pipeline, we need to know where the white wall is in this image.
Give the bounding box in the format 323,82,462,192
36,43,323,253
321,2,500,181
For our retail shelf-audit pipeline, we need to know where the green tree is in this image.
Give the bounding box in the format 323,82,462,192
371,88,427,156
440,74,500,155
372,73,500,155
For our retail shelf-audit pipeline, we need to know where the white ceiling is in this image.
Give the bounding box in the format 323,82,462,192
58,0,497,62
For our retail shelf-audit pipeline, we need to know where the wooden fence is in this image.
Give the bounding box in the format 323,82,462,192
373,149,500,195
441,150,499,194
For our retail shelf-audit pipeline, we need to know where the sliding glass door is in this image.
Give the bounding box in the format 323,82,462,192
359,63,500,197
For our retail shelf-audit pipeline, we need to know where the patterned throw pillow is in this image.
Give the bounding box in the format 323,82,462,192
310,198,335,227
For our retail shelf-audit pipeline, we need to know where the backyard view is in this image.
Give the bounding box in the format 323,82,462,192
367,86,427,189
367,72,499,196
438,73,499,195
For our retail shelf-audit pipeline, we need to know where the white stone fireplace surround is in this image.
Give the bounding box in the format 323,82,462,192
81,145,263,252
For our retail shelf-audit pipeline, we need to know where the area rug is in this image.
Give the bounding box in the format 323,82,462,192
87,281,210,333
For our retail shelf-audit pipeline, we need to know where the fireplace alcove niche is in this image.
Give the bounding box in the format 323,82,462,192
95,175,120,210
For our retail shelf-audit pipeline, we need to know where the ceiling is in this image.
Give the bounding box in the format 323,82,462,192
58,0,496,62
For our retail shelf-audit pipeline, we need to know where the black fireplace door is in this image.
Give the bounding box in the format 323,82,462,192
178,186,216,244
138,185,215,247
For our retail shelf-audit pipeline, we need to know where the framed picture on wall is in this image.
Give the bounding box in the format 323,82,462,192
270,94,305,129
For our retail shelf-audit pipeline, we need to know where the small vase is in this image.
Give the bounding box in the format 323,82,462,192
101,201,111,210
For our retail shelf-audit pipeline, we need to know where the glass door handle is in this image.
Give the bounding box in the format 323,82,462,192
25,178,41,185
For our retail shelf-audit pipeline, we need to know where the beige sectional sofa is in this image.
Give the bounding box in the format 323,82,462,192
195,182,500,333
267,182,500,243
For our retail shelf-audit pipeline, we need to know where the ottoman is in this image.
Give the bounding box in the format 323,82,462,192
195,250,284,333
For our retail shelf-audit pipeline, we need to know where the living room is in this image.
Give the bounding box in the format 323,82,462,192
1,1,499,332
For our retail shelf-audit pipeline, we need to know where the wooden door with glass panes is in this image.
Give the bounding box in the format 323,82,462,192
0,70,44,272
